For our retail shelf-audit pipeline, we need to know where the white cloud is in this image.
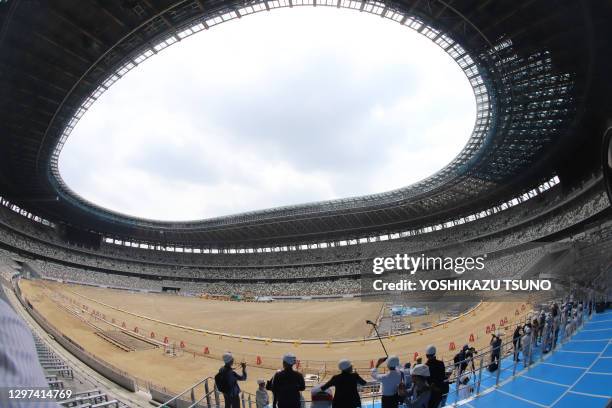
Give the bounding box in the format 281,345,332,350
59,7,475,221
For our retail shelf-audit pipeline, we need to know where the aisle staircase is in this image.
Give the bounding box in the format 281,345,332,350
33,333,130,408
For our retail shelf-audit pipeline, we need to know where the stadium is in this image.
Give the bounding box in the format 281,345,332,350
0,1,611,408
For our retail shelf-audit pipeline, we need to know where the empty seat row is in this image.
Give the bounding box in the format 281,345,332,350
31,334,131,408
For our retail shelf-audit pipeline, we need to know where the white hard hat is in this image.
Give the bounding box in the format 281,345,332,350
386,355,400,369
338,359,352,371
410,364,430,377
222,352,234,364
283,353,297,365
426,345,436,356
524,327,531,334
257,379,266,385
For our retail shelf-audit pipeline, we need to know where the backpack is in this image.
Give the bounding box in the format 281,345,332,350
215,368,230,393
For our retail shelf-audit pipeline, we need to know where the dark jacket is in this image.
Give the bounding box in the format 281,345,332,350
426,357,448,408
219,365,247,397
271,368,305,408
321,371,367,408
426,358,448,394
490,336,502,356
513,327,522,344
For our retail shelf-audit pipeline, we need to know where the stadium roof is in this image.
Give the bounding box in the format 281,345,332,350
1,0,610,247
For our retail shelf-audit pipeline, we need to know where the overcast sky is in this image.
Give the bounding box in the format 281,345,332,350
59,7,475,221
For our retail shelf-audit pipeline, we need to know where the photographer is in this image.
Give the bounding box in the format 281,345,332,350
370,355,402,408
455,345,476,375
465,347,477,372
216,352,247,408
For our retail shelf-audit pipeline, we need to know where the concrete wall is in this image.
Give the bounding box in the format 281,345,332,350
15,281,138,392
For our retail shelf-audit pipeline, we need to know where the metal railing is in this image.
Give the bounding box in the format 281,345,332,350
159,298,593,408
159,376,215,408
439,300,591,406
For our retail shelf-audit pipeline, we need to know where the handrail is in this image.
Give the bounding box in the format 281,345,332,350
159,376,213,408
186,382,218,408
442,299,592,406
232,297,591,408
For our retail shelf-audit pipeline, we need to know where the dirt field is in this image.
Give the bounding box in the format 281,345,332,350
20,279,532,395
54,283,384,340
99,330,158,351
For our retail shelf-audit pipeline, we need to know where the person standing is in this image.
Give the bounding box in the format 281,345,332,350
256,379,270,408
552,310,561,349
402,362,413,391
404,364,431,408
532,317,540,346
565,316,576,339
371,355,402,408
538,312,546,344
490,331,502,367
551,303,559,319
320,359,367,408
453,346,467,375
271,353,305,408
542,314,553,353
425,345,448,408
512,325,522,361
576,304,584,326
464,346,477,374
560,303,569,331
521,327,533,367
216,352,247,408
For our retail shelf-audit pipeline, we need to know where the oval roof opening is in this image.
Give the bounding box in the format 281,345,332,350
58,7,476,221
